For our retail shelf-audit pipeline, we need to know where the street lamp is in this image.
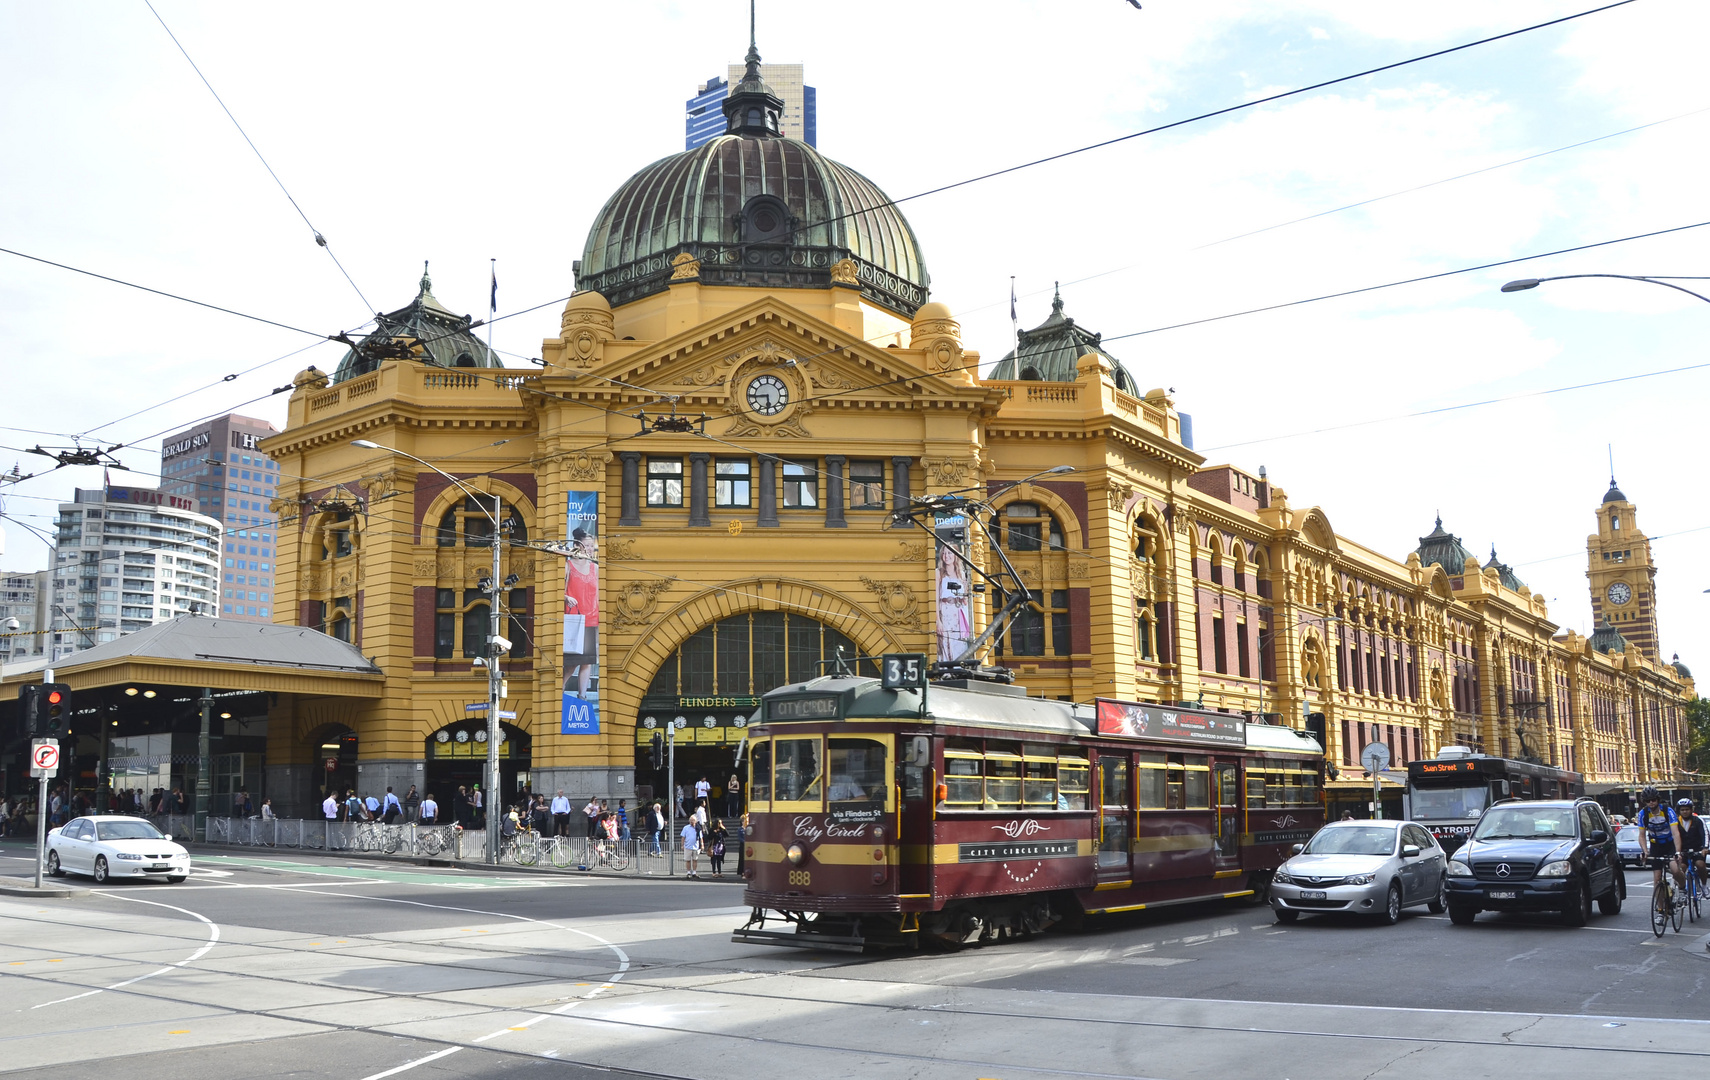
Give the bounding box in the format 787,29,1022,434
353,438,509,864
1501,274,1710,306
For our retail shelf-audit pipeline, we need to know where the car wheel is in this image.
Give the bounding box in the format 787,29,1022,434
1428,876,1447,914
1274,908,1299,924
1448,903,1478,926
166,875,187,884
92,856,109,884
1598,872,1625,916
1381,881,1403,925
1562,878,1591,927
46,851,62,877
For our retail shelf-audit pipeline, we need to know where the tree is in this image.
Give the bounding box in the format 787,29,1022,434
1683,698,1710,775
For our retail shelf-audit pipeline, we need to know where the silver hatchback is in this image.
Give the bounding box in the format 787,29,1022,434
1271,820,1447,924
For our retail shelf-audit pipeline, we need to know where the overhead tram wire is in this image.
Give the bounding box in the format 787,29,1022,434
143,0,375,315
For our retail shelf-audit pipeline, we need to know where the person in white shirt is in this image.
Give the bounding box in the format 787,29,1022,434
695,776,711,804
681,819,702,879
323,793,339,821
419,795,439,825
551,790,572,837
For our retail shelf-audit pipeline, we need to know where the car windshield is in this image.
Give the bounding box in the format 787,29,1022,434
1617,826,1642,841
1302,826,1397,856
96,820,165,841
1473,806,1576,840
1408,784,1488,820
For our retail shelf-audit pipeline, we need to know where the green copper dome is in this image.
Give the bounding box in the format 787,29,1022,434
332,265,502,384
988,285,1138,394
1416,516,1474,575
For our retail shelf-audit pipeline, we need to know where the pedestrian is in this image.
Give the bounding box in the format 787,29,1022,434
532,795,550,835
616,799,630,843
404,785,420,823
584,796,601,839
260,797,274,821
419,793,439,825
323,791,339,821
675,783,687,819
695,775,711,807
736,811,748,875
469,785,484,828
681,816,702,879
707,818,728,877
232,790,252,819
382,787,402,824
365,792,381,821
694,798,709,828
551,789,571,837
648,801,664,857
454,786,469,826
727,772,742,818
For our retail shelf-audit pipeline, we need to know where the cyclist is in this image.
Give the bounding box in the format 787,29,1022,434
1677,798,1705,893
1636,788,1682,895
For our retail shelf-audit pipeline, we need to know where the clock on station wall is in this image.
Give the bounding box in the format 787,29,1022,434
1606,582,1632,606
746,373,788,416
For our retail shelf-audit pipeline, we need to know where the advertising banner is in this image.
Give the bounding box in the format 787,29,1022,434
561,490,600,734
934,512,973,663
1095,698,1246,748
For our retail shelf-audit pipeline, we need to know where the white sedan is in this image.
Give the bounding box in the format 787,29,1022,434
45,815,190,884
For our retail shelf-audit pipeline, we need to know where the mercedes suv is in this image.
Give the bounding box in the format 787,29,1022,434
1444,798,1624,926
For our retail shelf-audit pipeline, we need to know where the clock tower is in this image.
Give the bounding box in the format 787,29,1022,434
1587,479,1660,660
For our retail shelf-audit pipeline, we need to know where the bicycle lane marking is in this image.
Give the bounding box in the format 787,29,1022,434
30,894,221,1009
265,885,630,1080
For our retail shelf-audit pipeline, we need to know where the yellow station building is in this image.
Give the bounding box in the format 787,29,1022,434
245,43,1693,815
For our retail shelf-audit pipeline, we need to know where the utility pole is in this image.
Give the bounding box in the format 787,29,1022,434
485,497,506,865
667,719,678,876
196,688,213,841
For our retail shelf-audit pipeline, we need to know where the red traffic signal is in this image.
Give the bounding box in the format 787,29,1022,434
46,689,63,706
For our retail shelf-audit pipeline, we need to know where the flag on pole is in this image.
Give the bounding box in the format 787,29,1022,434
489,260,498,315
1009,277,1017,322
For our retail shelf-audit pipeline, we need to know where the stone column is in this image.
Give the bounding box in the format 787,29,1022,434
758,457,779,527
689,453,711,527
823,455,847,528
619,452,641,526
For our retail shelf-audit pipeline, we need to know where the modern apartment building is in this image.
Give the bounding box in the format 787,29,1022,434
685,62,815,148
0,569,50,665
48,487,222,660
158,413,280,622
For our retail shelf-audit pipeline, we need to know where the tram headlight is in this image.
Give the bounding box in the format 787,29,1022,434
786,842,806,866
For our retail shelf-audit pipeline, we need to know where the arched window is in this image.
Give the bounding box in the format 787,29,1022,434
434,587,529,660
1133,513,1158,561
1208,534,1225,586
330,614,350,642
1136,601,1154,661
998,502,1063,553
453,352,475,368
436,509,458,547
432,496,528,548
643,611,876,700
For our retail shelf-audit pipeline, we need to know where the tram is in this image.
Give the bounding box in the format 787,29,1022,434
1405,748,1584,853
733,673,1325,951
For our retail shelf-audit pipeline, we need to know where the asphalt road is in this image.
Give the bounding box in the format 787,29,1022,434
4,842,1710,1079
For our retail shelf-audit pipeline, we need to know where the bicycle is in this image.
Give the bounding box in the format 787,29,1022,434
1653,863,1684,936
1684,853,1704,924
535,835,579,869
589,838,630,871
416,824,460,856
497,829,540,865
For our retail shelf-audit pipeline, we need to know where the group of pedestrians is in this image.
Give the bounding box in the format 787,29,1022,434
319,785,440,824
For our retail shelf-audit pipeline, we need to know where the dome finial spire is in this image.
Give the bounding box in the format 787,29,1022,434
420,260,432,296
723,0,785,138
1052,282,1063,314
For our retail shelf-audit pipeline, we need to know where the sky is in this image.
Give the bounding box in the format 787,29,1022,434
1,0,1705,673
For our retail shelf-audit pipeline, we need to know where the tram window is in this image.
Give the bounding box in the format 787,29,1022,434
1137,751,1167,809
1058,753,1089,810
773,737,822,804
1247,774,1267,808
828,738,887,808
748,739,772,805
1023,753,1058,808
943,753,983,807
1098,755,1130,869
1297,768,1320,805
984,754,1023,809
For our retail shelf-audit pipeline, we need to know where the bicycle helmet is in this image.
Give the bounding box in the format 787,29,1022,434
1680,798,1696,809
1642,787,1662,803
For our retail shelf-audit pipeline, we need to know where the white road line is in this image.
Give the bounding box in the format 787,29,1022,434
357,1046,463,1080
30,893,221,1009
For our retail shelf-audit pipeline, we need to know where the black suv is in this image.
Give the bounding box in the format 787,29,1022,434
1444,798,1624,926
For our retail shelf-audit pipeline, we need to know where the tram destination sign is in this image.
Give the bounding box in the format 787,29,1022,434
1412,759,1480,774
1095,699,1246,748
766,695,840,720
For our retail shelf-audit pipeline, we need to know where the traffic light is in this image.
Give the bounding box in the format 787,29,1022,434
40,683,69,737
650,732,663,770
18,684,41,737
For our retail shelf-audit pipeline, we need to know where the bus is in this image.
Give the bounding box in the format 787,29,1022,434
732,673,1324,950
1405,747,1584,853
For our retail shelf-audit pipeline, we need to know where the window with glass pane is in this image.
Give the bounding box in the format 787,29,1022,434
1023,750,1058,808
748,739,772,804
716,616,750,695
943,753,982,807
1137,751,1167,808
1098,754,1130,869
774,737,822,803
1182,756,1210,808
1051,589,1071,656
787,617,820,682
1005,503,1043,551
848,460,885,508
984,744,1023,808
682,625,715,695
646,458,684,507
828,738,887,807
462,603,489,659
782,459,818,508
1058,753,1090,809
715,459,751,507
507,588,530,659
434,588,456,658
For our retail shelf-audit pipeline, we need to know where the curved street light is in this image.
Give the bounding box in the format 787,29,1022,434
1501,273,1710,306
354,439,508,864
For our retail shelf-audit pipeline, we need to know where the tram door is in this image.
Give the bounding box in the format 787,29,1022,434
1212,760,1241,870
899,735,934,899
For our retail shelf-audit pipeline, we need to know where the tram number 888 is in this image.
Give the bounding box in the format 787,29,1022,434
787,870,812,886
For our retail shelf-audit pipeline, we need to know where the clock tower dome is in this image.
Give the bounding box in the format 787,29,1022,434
1587,478,1660,660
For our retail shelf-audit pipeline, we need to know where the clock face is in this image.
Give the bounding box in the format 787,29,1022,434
1607,582,1632,606
747,374,788,415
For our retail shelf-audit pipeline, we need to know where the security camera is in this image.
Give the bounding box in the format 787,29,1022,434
491,635,513,654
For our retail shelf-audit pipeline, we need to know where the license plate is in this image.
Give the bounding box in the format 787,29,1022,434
149,865,169,872
1487,889,1518,900
1300,890,1327,900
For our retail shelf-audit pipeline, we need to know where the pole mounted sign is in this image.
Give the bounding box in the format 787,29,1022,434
30,739,59,776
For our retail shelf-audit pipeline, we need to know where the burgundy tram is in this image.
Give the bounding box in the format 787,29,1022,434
733,675,1325,950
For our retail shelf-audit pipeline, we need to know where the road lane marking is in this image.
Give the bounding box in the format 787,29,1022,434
30,894,220,1009
358,1046,462,1080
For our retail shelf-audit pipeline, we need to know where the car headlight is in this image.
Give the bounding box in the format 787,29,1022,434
1272,868,1292,884
1537,860,1573,877
1447,860,1473,877
116,853,145,861
1344,873,1376,886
